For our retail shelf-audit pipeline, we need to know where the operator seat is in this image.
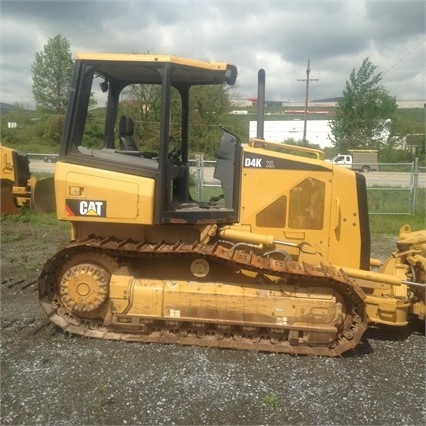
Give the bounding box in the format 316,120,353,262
214,132,237,208
119,115,138,151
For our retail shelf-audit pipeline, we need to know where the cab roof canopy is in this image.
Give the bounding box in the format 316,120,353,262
75,52,238,86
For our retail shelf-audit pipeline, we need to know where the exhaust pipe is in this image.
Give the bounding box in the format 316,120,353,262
257,69,265,140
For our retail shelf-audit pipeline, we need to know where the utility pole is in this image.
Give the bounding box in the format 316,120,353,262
297,60,318,144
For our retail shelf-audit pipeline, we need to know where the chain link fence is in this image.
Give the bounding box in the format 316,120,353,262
189,157,423,215
366,159,422,215
188,155,223,205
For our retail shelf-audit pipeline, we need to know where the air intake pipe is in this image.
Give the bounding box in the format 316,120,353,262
257,69,265,140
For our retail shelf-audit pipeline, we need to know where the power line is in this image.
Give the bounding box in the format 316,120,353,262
382,38,425,76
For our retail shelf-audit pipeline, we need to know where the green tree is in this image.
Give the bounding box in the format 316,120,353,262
31,34,74,114
330,58,397,152
187,84,234,157
121,83,233,159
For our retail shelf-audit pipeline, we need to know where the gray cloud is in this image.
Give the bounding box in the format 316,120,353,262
366,0,425,39
1,0,424,107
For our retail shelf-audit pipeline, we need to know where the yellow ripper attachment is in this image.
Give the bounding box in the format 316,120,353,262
31,177,56,213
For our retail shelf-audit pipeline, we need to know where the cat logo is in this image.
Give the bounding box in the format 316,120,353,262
80,201,105,216
65,199,107,217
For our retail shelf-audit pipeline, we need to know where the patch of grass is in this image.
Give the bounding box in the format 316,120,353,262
1,227,25,243
165,366,176,380
368,188,412,214
92,383,113,413
5,253,20,263
189,184,224,205
261,392,280,408
369,188,425,235
1,209,69,232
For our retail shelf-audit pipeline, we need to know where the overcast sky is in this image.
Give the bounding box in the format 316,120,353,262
0,0,424,108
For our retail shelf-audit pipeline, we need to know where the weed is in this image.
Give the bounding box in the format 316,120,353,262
165,366,176,381
5,253,19,263
1,228,25,243
261,392,280,408
93,384,108,413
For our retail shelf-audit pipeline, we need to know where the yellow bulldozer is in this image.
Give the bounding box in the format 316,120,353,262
1,145,56,214
38,53,425,356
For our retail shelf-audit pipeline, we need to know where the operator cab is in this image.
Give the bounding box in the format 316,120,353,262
61,53,240,224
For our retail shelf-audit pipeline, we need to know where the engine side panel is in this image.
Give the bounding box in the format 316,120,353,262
240,146,366,269
55,162,155,224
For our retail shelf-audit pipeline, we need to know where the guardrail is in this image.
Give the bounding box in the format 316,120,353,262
28,153,59,163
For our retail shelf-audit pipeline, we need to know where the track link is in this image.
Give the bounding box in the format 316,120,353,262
38,236,368,356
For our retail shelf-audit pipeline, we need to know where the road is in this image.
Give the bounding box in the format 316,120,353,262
363,171,426,188
29,159,57,174
30,159,426,188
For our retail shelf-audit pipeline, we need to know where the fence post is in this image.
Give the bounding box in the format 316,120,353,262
195,154,204,202
411,157,419,214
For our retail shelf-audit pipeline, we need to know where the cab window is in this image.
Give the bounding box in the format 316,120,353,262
288,178,325,230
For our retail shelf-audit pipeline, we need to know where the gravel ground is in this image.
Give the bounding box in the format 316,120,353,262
1,219,425,426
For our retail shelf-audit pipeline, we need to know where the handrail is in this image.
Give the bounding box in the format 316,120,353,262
248,138,325,160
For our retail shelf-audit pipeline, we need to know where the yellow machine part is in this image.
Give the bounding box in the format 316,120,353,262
0,179,18,214
239,145,364,269
55,162,155,224
1,145,18,214
342,225,426,325
38,236,369,356
107,265,341,337
30,177,56,213
0,146,55,214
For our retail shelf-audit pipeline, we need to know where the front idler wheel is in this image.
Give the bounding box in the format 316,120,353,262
58,253,117,314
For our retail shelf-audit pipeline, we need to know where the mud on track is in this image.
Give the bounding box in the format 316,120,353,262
1,219,425,425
